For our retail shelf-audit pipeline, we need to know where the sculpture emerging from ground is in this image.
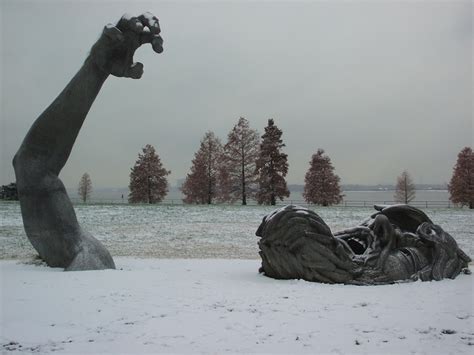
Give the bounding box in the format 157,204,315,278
13,13,163,270
257,205,471,284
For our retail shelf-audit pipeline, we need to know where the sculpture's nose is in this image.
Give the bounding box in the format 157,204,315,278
373,214,393,243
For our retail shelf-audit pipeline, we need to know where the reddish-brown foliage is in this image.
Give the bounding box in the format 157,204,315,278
220,117,260,205
128,145,170,203
448,147,474,208
303,149,343,206
255,119,289,205
182,131,223,204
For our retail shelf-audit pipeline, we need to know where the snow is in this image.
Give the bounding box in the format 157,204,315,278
264,205,310,222
2,202,473,260
1,258,473,354
296,209,310,215
121,13,133,21
1,202,473,353
142,12,159,27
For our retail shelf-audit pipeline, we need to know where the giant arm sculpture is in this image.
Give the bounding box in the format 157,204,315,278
13,13,163,271
257,205,471,285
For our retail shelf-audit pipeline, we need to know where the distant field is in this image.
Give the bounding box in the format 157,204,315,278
67,188,452,206
1,202,472,260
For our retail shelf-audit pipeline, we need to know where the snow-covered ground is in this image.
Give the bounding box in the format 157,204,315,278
1,258,473,354
1,202,473,354
1,202,473,259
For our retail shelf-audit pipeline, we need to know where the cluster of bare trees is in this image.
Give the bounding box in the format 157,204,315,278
181,118,291,205
391,146,473,208
181,118,345,206
77,130,472,208
79,144,172,204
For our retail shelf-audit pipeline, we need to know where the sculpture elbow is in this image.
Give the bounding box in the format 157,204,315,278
12,149,30,189
12,153,17,170
12,150,26,178
12,147,49,189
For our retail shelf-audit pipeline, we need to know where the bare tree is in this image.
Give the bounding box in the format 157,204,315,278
394,170,416,204
78,173,92,203
221,117,260,205
448,147,474,208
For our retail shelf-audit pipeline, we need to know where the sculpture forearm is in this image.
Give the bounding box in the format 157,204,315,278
14,59,108,180
10,12,163,270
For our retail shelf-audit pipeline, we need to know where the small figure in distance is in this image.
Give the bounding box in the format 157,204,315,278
13,13,163,271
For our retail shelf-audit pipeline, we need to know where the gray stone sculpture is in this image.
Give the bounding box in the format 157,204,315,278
13,13,163,271
257,205,471,284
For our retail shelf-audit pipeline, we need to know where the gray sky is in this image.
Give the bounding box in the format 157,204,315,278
1,0,472,188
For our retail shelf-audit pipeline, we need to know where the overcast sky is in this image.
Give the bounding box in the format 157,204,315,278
1,0,472,188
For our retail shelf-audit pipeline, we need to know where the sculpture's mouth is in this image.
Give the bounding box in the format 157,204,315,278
335,228,376,257
345,236,370,255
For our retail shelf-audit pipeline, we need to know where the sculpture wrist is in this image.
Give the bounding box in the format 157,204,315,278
84,49,111,79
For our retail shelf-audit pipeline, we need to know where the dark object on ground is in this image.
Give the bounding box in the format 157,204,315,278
12,13,163,270
257,204,471,284
0,183,18,200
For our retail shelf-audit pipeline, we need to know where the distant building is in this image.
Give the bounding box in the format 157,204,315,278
0,183,18,200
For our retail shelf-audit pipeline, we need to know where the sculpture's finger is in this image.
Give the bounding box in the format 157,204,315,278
103,24,124,42
140,32,164,53
152,36,163,53
117,14,144,33
334,226,371,236
138,12,161,35
457,248,472,263
124,62,144,79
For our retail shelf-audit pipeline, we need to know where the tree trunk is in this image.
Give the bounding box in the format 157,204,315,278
147,175,152,204
207,176,212,205
242,157,246,206
404,176,408,204
207,148,212,205
270,160,275,206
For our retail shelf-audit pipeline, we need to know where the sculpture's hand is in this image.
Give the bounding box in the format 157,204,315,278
89,13,163,78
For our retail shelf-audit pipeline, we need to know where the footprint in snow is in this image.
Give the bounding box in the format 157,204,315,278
441,329,456,335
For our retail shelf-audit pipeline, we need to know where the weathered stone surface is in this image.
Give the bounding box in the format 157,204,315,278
257,205,471,284
13,13,163,271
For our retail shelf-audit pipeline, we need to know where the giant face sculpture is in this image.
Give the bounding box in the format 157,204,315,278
256,205,471,285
